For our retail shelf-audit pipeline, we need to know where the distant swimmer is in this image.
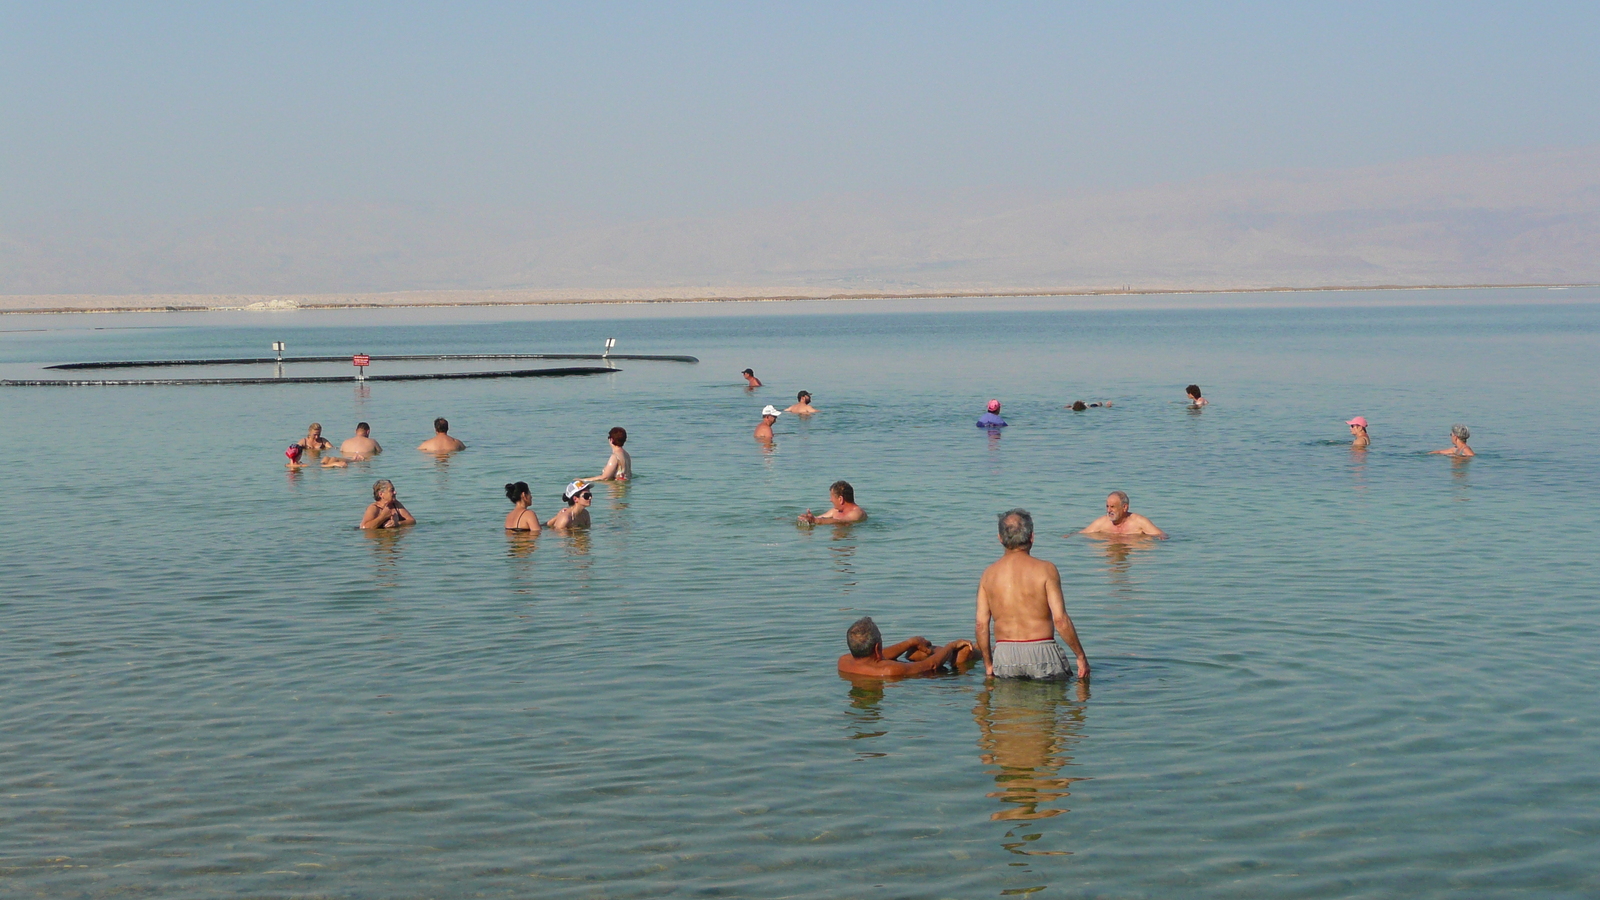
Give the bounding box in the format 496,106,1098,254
360,479,416,529
786,391,817,415
417,417,466,453
1430,424,1475,458
504,481,541,533
545,480,593,530
297,422,333,451
286,445,348,469
976,509,1089,680
587,427,632,482
1080,491,1166,538
838,616,977,678
1186,385,1207,408
1347,416,1370,449
799,480,867,525
340,422,382,458
755,405,781,441
977,399,1008,428
1069,400,1112,410
741,368,762,388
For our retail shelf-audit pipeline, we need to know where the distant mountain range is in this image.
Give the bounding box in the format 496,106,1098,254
3,145,1597,300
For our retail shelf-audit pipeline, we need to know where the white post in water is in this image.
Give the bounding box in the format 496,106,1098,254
603,338,617,358
272,341,285,363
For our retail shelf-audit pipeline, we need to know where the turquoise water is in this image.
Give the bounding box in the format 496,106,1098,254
3,289,1599,898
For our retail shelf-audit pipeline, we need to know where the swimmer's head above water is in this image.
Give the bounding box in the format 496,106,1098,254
505,481,531,504
987,399,1002,413
608,427,627,446
846,616,883,658
286,444,302,461
997,508,1034,549
830,480,855,504
562,479,594,506
1451,424,1471,442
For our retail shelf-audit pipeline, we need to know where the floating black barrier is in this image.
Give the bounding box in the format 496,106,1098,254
46,353,697,370
2,365,619,387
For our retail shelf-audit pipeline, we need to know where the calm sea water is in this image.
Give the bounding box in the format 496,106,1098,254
3,289,1598,899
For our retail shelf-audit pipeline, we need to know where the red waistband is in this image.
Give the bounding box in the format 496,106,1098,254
996,638,1055,643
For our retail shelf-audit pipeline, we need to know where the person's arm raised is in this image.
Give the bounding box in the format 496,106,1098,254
359,502,388,529
894,641,963,675
880,636,932,661
1045,564,1089,680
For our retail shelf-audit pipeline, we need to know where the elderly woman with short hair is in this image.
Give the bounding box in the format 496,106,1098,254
1430,424,1475,458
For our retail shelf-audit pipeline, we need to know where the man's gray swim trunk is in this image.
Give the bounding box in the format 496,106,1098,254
991,639,1071,680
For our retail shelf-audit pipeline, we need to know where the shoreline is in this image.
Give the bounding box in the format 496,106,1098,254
1,282,1594,316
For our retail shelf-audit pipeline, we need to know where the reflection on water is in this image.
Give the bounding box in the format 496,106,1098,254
842,680,889,759
1348,447,1369,495
974,677,1089,897
427,451,453,477
362,526,407,588
504,532,539,594
1449,455,1472,498
1085,536,1156,596
600,480,630,512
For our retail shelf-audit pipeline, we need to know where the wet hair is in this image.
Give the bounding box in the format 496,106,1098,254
307,422,322,433
797,390,811,402
998,509,1033,548
372,479,394,500
608,427,627,446
1451,424,1471,441
356,422,370,435
1072,400,1088,411
830,480,855,504
505,481,531,504
846,616,882,658
1108,490,1130,507
1186,384,1203,399
433,417,449,434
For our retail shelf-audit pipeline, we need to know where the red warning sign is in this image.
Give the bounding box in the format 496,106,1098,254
353,354,371,367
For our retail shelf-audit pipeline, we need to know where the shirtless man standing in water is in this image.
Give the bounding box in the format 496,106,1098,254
340,422,382,458
786,391,817,415
754,406,781,441
799,480,866,525
417,417,466,453
976,509,1089,680
1079,491,1166,538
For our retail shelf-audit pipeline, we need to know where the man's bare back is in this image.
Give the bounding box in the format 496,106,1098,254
341,424,381,458
977,510,1089,680
417,417,465,453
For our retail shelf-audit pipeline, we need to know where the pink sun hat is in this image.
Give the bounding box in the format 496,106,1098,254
1346,416,1368,427
987,399,1002,413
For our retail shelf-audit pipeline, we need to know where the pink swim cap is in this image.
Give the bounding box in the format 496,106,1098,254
285,444,302,460
987,399,1001,413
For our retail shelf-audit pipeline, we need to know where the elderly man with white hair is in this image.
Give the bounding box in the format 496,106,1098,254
1079,490,1166,538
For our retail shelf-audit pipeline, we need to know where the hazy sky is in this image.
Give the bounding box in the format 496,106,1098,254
4,1,1598,224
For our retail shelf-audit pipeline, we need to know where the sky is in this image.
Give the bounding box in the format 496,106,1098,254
3,1,1599,226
